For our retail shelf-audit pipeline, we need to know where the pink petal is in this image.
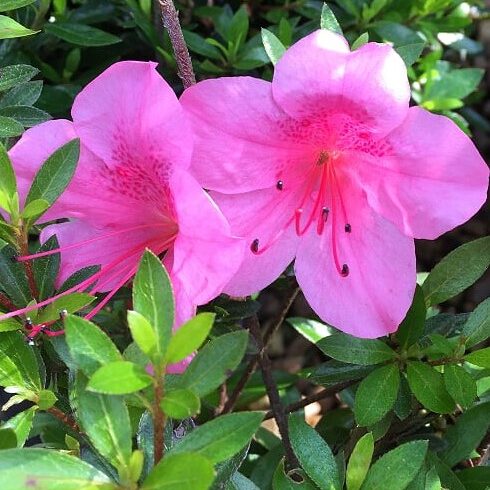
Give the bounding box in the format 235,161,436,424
72,61,192,172
272,30,410,136
352,107,489,239
295,181,415,338
8,119,77,221
211,187,301,296
180,76,316,193
170,169,246,304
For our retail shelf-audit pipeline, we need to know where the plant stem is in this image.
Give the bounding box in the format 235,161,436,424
157,0,196,88
263,380,357,420
248,315,299,470
0,292,16,312
47,406,80,433
221,287,300,414
153,373,166,464
19,226,38,301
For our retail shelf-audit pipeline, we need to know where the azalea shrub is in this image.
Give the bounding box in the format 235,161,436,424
0,0,489,489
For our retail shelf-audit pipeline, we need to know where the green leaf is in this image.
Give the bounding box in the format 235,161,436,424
0,115,24,137
462,298,490,347
44,22,121,46
346,433,374,490
289,415,341,490
77,375,132,471
439,402,490,467
261,28,286,65
426,453,464,490
21,199,49,219
228,6,249,46
161,388,200,420
58,265,99,293
424,467,441,490
396,285,426,350
0,331,40,390
395,43,425,67
183,31,222,60
33,236,60,301
361,441,428,490
456,467,490,490
0,105,50,127
273,459,317,489
88,361,153,395
320,3,343,35
0,0,36,12
0,239,31,306
0,15,38,39
133,250,174,362
426,68,484,101
127,310,157,358
25,139,80,223
166,312,215,364
354,364,400,426
142,452,215,490
465,347,490,368
37,292,94,323
65,315,122,376
0,142,16,203
394,375,413,421
170,412,263,464
0,428,17,449
0,448,116,488
179,330,248,397
0,81,43,107
2,407,35,446
287,317,333,343
406,361,455,414
443,364,477,408
351,32,369,50
37,389,57,410
309,360,375,386
423,237,490,307
317,333,396,365
0,65,38,92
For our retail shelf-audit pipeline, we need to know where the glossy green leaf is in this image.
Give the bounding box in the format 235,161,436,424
351,32,369,50
170,412,263,464
0,142,16,203
361,441,428,490
443,364,477,408
133,250,174,361
346,433,374,490
273,459,317,489
2,407,35,446
65,315,122,376
407,361,455,414
320,3,343,34
0,80,42,107
261,28,286,65
395,43,425,67
394,375,412,421
462,298,490,347
179,330,248,397
0,448,116,488
0,65,38,92
456,467,490,490
36,389,57,410
166,312,215,364
317,333,396,365
127,310,157,358
0,428,17,449
465,347,490,368
309,360,375,386
161,388,200,420
423,237,490,306
142,452,215,490
0,115,24,137
0,15,38,39
289,415,341,490
396,286,426,350
0,105,50,127
22,199,49,220
287,317,333,343
25,139,80,223
77,375,132,471
355,364,400,426
45,22,121,46
33,236,60,301
88,361,153,395
0,239,31,306
37,292,94,323
0,0,36,12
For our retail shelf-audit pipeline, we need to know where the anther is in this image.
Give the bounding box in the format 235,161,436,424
59,309,68,320
276,180,284,191
10,255,18,263
251,239,260,253
344,223,351,233
322,207,330,221
341,264,350,277
24,317,33,330
27,338,36,346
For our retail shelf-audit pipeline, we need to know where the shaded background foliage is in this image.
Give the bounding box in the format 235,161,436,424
0,1,489,489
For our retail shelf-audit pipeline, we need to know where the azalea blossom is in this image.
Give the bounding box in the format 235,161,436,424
181,30,489,338
2,61,244,369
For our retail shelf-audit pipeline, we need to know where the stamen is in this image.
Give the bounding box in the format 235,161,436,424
251,239,260,253
341,264,350,277
276,180,284,191
344,223,351,233
322,207,330,221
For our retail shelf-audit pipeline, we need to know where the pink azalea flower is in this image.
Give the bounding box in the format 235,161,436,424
2,61,244,368
181,30,489,338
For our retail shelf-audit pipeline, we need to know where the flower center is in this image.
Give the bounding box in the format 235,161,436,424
251,150,351,277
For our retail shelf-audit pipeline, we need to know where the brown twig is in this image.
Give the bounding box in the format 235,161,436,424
47,406,80,433
221,287,300,414
264,380,357,420
153,374,166,464
215,382,228,416
248,315,299,470
0,292,16,312
158,0,196,88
